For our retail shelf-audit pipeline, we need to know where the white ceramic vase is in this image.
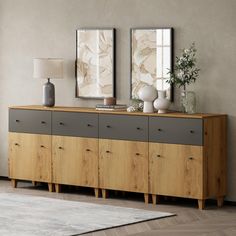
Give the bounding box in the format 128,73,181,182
154,90,170,113
138,86,157,113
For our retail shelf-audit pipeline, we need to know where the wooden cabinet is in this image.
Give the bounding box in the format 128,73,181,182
149,143,203,199
8,132,52,191
52,136,98,192
8,106,227,209
99,139,148,194
149,116,227,209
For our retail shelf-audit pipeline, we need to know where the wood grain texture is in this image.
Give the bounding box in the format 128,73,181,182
8,132,52,183
99,139,148,193
8,105,226,118
52,136,98,188
149,143,203,199
203,116,227,199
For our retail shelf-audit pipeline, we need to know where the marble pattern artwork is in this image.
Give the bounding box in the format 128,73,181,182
0,193,174,236
131,28,172,99
76,29,114,98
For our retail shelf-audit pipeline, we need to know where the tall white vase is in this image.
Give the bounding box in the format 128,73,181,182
154,90,170,113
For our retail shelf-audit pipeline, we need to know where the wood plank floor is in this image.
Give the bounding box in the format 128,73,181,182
0,179,235,236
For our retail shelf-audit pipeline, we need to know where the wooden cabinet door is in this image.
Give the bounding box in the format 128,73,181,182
99,139,148,193
149,143,203,199
9,132,51,182
52,136,98,187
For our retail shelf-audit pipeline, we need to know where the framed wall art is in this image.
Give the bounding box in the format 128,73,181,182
130,28,173,100
76,28,115,98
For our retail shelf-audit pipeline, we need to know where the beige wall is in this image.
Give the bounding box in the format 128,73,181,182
0,0,236,200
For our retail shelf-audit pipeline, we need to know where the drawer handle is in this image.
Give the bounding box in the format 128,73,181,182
15,119,20,122
14,143,19,146
86,149,91,152
135,153,140,156
87,124,92,127
156,154,161,157
190,130,195,134
136,127,141,130
58,146,63,150
41,121,46,124
188,157,194,160
59,122,64,126
157,128,162,131
106,150,110,153
40,145,45,148
106,125,111,128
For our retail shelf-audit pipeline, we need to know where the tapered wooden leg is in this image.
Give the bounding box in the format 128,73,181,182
102,189,108,199
32,181,37,186
48,183,53,192
11,179,17,188
55,184,61,193
198,199,205,210
94,188,100,198
217,196,224,207
144,193,149,204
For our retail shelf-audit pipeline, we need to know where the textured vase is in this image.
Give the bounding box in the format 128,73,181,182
154,90,170,113
181,90,196,114
43,79,55,107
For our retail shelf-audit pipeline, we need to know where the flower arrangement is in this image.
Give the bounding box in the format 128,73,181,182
167,43,200,89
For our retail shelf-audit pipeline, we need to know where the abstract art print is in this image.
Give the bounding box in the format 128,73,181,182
131,28,173,100
76,28,115,98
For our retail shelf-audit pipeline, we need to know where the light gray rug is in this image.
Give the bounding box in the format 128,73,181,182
0,193,174,236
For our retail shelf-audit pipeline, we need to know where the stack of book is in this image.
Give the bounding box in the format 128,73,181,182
95,104,127,111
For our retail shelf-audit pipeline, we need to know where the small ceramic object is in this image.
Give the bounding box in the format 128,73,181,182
154,90,170,113
127,106,136,112
104,97,116,105
138,86,157,113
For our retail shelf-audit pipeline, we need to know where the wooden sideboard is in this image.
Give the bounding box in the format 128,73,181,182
8,105,227,209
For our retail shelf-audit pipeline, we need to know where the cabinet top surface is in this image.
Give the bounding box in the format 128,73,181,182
9,105,226,119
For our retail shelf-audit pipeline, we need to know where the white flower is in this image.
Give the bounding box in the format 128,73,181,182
184,49,190,54
178,71,184,78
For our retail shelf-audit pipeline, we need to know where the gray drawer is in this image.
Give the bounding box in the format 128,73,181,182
9,109,51,134
149,117,203,145
99,114,148,141
52,112,98,138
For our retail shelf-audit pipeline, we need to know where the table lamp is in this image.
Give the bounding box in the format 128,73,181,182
33,58,63,107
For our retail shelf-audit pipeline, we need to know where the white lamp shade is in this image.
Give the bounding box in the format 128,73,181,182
33,58,63,79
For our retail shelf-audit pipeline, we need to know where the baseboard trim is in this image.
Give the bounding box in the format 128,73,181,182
0,176,10,181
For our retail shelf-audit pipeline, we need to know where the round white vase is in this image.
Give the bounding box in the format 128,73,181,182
154,90,170,113
138,86,157,113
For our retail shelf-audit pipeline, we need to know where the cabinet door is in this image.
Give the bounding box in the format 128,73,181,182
149,143,203,199
52,136,98,187
8,132,51,182
99,139,148,193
